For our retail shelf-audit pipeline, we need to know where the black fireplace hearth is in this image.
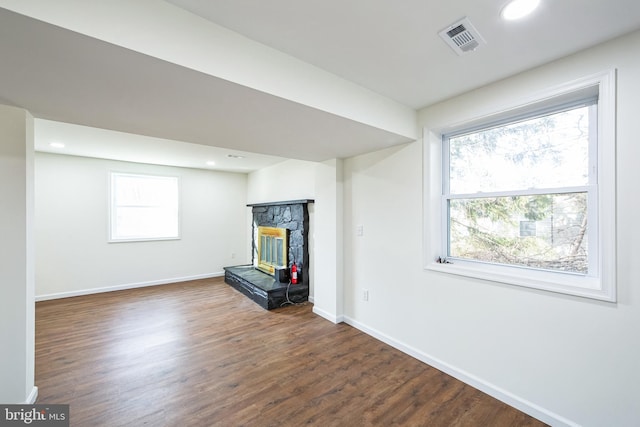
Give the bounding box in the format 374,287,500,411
224,199,313,310
224,265,308,309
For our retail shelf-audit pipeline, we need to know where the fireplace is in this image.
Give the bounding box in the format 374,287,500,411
224,199,313,309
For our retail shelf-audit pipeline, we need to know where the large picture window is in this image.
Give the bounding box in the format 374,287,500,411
425,71,616,301
110,172,180,242
445,102,595,274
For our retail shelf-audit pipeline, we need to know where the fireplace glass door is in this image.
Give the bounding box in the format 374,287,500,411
256,226,288,275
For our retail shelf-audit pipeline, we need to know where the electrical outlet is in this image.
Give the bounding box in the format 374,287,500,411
363,289,369,301
231,252,236,259
356,225,364,237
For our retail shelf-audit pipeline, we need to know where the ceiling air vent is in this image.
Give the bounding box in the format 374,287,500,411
438,17,486,56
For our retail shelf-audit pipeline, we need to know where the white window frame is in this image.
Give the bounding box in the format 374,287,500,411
423,70,616,302
109,172,181,243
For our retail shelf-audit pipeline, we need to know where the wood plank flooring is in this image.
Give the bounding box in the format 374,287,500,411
35,277,546,426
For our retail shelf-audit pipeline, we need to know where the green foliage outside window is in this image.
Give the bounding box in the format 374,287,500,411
446,105,592,274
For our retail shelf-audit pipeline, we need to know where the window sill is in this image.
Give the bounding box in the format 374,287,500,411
108,236,180,243
425,260,615,302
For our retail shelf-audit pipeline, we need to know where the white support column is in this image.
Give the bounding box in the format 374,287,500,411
0,105,36,403
312,159,344,323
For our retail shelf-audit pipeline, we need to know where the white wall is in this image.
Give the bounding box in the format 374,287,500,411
0,105,36,403
342,30,640,427
312,159,344,322
35,153,249,299
246,159,316,204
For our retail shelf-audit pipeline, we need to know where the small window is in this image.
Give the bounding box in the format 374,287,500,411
110,172,180,242
424,70,616,301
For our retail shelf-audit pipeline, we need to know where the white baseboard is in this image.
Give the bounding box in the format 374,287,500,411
342,315,579,427
25,386,38,404
35,272,225,302
312,306,344,324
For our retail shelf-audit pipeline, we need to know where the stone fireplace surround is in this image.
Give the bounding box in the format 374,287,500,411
224,199,313,309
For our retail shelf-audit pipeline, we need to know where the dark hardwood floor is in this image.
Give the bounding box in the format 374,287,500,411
35,277,546,426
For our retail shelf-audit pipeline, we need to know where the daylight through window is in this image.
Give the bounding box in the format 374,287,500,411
110,173,180,242
444,102,596,274
425,70,617,301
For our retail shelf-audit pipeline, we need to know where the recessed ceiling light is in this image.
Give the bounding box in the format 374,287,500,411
501,0,540,20
206,161,216,166
49,142,65,148
227,154,245,159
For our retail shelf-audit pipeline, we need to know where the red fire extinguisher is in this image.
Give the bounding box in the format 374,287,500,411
291,263,298,284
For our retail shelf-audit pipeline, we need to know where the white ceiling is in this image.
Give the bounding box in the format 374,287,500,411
2,1,640,171
166,0,640,108
35,119,285,173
